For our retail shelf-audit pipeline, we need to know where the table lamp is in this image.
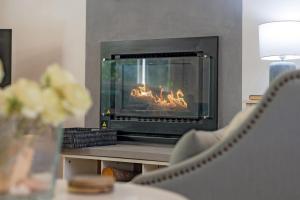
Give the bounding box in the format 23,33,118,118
259,21,300,82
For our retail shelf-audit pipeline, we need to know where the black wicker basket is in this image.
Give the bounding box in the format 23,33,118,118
63,128,117,149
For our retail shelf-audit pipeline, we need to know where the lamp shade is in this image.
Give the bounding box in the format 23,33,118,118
259,21,300,61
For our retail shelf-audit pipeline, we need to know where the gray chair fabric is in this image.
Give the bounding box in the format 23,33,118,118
132,70,300,200
169,128,225,165
169,107,255,165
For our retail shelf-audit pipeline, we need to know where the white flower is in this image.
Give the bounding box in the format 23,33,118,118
0,86,15,116
7,79,43,118
41,88,67,126
41,64,75,89
0,59,4,84
0,89,8,115
61,83,92,117
0,64,93,125
0,79,43,118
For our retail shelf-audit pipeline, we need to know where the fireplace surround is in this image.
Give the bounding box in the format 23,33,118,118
100,37,218,143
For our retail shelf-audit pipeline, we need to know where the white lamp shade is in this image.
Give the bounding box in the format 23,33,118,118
259,21,300,61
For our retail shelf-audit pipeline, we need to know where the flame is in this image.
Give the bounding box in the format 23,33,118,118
130,84,188,109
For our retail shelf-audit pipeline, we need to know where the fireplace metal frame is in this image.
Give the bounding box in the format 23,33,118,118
100,37,218,143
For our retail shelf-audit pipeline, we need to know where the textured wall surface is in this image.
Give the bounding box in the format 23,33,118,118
86,0,242,128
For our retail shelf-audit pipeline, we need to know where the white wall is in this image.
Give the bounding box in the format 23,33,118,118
243,0,300,102
0,0,86,127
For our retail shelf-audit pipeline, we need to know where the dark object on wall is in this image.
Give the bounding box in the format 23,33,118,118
63,128,117,148
0,29,12,87
100,37,218,143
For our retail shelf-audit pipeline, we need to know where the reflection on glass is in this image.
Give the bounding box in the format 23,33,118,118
101,55,211,119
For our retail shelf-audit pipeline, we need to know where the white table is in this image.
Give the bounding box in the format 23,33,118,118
54,180,188,200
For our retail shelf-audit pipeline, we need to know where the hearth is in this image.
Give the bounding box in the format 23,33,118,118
100,37,218,143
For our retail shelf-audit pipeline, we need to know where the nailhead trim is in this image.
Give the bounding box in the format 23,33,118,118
279,81,284,87
271,92,276,97
262,103,267,108
138,72,300,185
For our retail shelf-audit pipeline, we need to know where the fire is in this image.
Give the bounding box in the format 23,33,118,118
130,84,188,109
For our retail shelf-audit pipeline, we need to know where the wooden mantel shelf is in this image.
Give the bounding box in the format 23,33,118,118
62,142,174,162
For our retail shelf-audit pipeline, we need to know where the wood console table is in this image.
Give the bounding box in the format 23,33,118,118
61,143,174,179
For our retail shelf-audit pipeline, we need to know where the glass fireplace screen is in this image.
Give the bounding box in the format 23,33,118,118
101,53,212,120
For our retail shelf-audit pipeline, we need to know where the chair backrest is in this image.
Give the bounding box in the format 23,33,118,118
133,70,300,200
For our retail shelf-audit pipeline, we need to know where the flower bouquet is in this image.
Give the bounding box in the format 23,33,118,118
0,61,92,199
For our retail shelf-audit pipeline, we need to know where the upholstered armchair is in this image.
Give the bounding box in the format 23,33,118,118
133,70,300,200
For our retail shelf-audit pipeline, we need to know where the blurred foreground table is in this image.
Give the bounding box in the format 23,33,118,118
53,180,188,200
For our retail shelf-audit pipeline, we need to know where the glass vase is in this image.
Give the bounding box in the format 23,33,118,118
0,117,63,200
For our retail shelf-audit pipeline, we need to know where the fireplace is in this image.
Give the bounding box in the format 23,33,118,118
100,37,218,143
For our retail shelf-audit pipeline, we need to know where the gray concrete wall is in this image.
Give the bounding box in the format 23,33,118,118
85,0,242,128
